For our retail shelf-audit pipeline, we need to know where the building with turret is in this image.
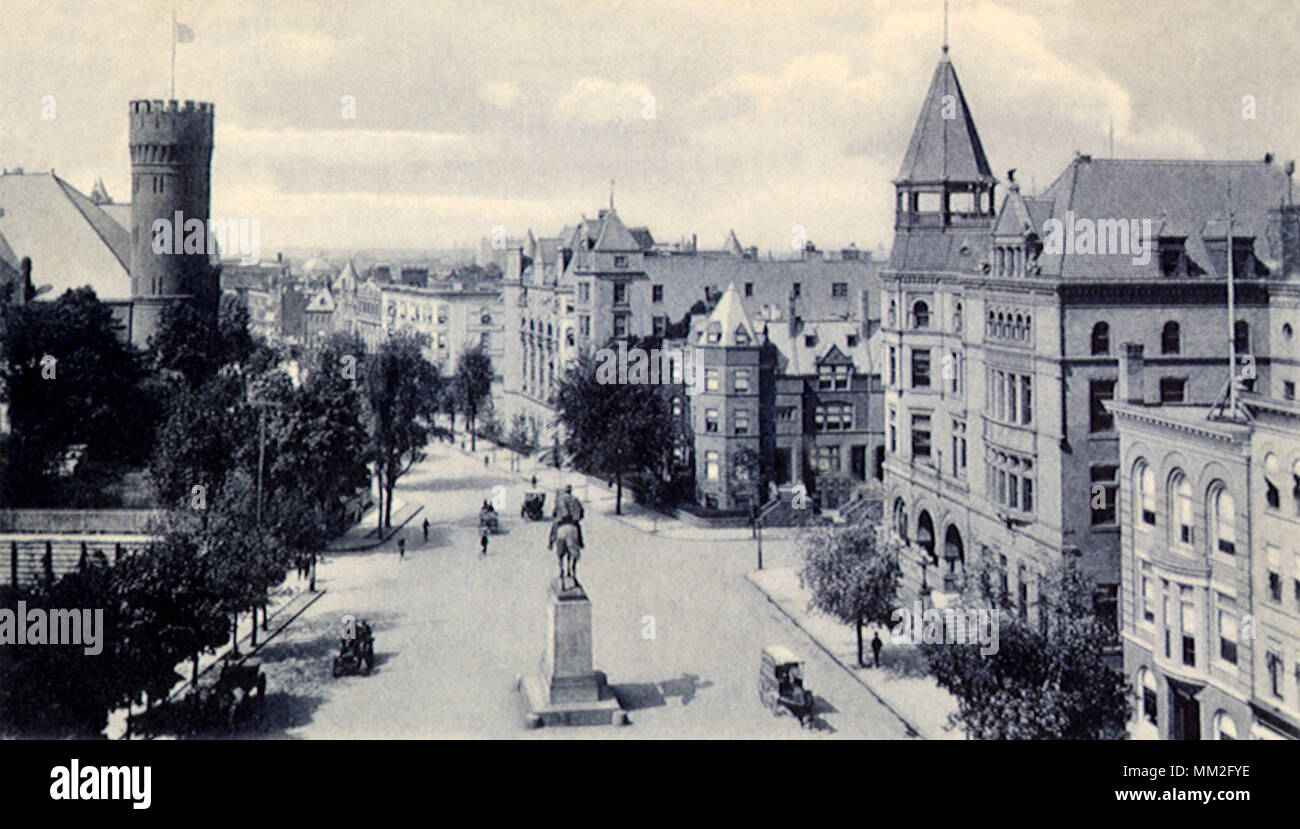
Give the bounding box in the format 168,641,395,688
127,99,218,347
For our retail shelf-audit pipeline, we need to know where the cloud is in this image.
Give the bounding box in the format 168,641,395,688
553,77,655,126
479,82,521,110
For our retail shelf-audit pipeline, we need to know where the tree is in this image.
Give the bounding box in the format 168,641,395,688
454,346,494,451
0,287,147,503
553,348,673,515
920,557,1131,739
361,333,443,531
800,522,905,667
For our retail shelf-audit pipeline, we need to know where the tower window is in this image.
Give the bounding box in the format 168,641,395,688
912,300,930,328
1161,321,1180,354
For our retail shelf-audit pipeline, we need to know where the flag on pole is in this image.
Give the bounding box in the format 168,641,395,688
175,22,195,43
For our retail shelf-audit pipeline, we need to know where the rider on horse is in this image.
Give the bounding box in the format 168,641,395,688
548,485,585,584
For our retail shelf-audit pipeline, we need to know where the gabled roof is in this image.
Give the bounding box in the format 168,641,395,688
895,56,995,185
333,259,359,293
305,286,335,313
697,282,757,347
0,171,132,301
817,344,854,366
592,208,642,252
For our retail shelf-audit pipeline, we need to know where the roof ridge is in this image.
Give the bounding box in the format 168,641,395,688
53,173,131,273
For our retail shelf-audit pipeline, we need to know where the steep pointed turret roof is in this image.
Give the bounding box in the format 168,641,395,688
723,229,744,257
699,282,758,346
895,55,994,186
592,208,642,252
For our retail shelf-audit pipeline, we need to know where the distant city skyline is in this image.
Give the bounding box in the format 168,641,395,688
2,0,1296,253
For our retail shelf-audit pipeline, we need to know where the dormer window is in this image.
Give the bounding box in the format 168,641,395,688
734,326,750,346
706,323,721,344
1158,237,1187,276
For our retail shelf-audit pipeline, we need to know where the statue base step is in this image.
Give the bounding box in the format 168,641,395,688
516,672,626,727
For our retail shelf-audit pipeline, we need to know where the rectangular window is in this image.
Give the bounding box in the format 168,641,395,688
951,420,967,477
579,315,591,337
1021,374,1032,425
705,368,720,391
832,282,848,298
911,349,931,388
578,282,591,302
1159,377,1186,403
1180,587,1197,667
705,409,719,433
1090,379,1116,432
911,414,931,460
888,409,897,454
705,450,720,481
651,284,663,303
816,446,841,473
1266,651,1283,699
652,315,667,336
1218,598,1238,665
612,313,629,337
613,283,627,304
614,255,628,269
734,369,751,393
1090,465,1118,525
734,410,750,435
1007,374,1018,423
791,283,801,298
744,282,754,297
992,371,1005,420
1141,571,1156,623
950,351,962,394
1267,546,1283,602
889,347,897,386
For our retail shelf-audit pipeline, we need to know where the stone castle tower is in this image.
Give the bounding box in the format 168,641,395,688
128,99,217,348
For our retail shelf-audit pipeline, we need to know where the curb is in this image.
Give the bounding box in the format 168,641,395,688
329,504,425,552
746,572,927,740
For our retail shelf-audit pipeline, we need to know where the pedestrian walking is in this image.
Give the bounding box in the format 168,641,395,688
398,536,405,558
531,474,537,487
870,630,883,668
479,527,489,557
484,454,489,467
422,518,429,543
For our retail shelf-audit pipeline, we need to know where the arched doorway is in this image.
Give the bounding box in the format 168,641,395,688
893,498,908,542
943,525,965,591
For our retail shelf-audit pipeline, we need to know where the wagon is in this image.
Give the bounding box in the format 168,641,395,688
758,645,814,727
520,491,546,521
333,620,375,677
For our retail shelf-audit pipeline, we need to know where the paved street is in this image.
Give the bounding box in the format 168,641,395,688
249,441,916,739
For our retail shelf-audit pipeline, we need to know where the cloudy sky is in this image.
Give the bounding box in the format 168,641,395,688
2,0,1296,255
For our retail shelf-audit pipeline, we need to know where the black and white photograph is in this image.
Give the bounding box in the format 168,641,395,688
0,0,1295,811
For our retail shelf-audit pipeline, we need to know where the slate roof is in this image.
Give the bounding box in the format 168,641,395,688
592,208,643,252
764,319,874,377
1032,157,1292,279
896,56,995,186
0,171,132,301
696,282,757,347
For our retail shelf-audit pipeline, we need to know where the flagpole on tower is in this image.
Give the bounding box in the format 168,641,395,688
170,9,177,99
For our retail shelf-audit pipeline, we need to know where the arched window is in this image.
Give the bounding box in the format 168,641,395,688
912,300,930,328
987,309,995,335
1234,320,1249,354
1024,315,1031,340
1213,711,1237,740
997,312,1005,337
888,300,896,328
953,301,963,332
1161,321,1180,354
1135,461,1156,526
1263,453,1280,510
1091,322,1110,355
1014,314,1024,339
1171,472,1193,546
893,499,908,541
917,511,937,565
1213,487,1236,554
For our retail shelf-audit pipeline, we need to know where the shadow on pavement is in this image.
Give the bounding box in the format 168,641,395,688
613,673,714,711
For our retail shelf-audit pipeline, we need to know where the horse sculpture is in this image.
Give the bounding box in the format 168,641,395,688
549,522,582,588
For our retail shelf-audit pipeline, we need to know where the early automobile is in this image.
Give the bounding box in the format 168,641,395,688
758,645,815,727
333,620,375,677
520,491,546,521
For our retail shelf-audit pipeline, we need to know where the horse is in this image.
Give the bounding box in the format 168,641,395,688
549,521,582,586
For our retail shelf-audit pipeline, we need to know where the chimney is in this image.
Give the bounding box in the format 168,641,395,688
1117,342,1145,404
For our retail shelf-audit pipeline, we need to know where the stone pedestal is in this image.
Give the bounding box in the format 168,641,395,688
517,579,625,726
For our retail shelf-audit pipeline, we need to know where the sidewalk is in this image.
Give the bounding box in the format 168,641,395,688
106,579,327,739
443,427,805,542
747,566,963,740
328,497,424,552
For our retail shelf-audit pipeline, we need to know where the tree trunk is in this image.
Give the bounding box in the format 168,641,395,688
231,614,240,656
856,612,865,667
469,406,477,452
192,653,199,685
375,468,385,535
385,483,395,528
250,607,258,648
615,470,623,515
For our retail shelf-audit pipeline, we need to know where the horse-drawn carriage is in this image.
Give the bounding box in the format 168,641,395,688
479,502,501,534
333,620,375,677
758,645,815,727
186,660,267,734
520,491,546,521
